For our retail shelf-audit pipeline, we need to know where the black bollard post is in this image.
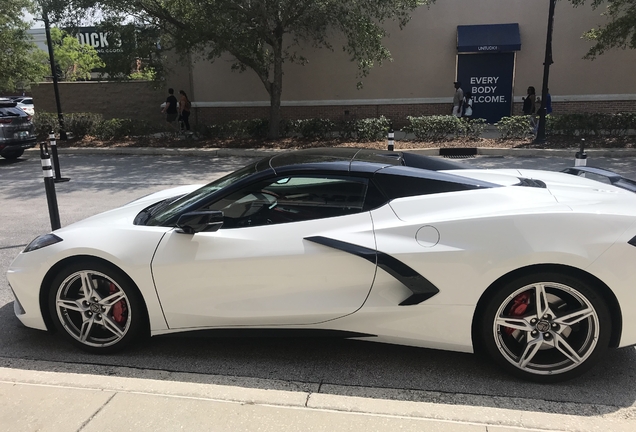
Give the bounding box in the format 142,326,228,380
40,143,61,230
575,138,587,167
387,127,395,151
49,131,70,183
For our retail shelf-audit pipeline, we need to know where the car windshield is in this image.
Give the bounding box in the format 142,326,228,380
0,107,23,117
144,161,259,226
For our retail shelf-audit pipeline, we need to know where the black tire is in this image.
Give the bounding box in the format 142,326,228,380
48,261,146,354
2,149,24,160
479,272,612,383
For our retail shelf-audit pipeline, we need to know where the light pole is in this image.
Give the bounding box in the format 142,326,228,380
42,8,68,140
534,0,557,144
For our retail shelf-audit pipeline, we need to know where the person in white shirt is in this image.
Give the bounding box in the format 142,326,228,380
462,92,474,119
452,81,464,117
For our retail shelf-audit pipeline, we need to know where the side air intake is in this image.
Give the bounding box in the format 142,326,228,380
515,178,547,188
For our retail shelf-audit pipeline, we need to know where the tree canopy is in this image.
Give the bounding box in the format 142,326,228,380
570,0,636,58
44,0,433,137
0,0,48,93
50,28,105,81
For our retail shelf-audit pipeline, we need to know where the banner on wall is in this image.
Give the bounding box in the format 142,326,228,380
456,53,515,123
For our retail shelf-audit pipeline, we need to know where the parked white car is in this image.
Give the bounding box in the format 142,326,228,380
8,148,636,382
16,98,34,116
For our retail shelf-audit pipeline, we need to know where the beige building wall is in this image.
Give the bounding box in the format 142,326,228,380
31,1,636,125
190,0,636,107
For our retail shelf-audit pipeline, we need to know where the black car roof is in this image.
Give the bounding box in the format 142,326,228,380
263,148,467,173
0,99,18,108
251,148,497,191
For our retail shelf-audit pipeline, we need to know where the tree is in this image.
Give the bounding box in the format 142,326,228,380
44,0,433,138
570,0,636,58
0,0,48,93
50,28,105,81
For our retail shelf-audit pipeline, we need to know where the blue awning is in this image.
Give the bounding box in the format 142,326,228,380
457,23,521,53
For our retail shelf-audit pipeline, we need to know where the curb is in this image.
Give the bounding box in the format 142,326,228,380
24,146,636,158
0,364,634,432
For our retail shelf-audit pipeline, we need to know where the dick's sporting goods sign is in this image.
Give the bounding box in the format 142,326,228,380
75,27,123,54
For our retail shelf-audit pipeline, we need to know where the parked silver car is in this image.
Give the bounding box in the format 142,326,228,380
0,99,37,160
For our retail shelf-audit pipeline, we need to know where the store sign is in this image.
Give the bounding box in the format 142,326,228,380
75,27,123,54
469,76,507,103
457,53,515,123
477,46,499,52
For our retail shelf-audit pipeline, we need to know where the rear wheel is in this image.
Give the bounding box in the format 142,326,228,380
48,262,146,353
480,272,612,382
1,149,24,160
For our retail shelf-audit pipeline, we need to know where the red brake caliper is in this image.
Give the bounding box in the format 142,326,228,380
503,291,530,335
109,283,127,325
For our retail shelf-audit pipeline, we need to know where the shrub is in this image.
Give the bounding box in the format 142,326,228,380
457,118,487,140
278,119,294,138
292,118,335,140
220,119,269,139
194,123,222,139
572,113,601,136
93,118,136,140
337,119,357,140
604,113,632,138
546,112,636,137
65,113,102,139
404,115,462,141
496,116,531,139
32,112,162,141
32,112,59,139
354,116,391,142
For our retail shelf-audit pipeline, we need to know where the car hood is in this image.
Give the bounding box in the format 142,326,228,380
123,184,203,208
54,184,202,234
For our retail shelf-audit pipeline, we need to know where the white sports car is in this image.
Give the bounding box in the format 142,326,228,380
8,148,636,382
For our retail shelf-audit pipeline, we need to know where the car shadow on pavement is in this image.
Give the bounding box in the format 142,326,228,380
0,302,634,416
0,158,29,167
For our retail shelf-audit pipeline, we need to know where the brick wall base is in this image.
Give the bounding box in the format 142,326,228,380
30,82,636,128
31,81,166,124
196,103,451,128
512,100,636,116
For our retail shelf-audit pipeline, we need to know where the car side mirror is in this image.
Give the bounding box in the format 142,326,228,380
176,211,224,234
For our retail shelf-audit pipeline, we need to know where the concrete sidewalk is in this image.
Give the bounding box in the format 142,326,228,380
0,366,633,432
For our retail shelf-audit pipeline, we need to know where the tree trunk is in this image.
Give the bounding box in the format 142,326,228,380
268,84,282,139
268,30,284,139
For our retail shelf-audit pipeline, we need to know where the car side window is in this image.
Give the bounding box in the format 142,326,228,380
204,176,368,229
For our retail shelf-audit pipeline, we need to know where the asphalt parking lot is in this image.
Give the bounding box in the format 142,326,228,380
2,151,636,419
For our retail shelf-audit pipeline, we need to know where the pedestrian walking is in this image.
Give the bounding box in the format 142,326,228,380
178,90,192,132
522,86,537,134
452,81,464,117
545,88,553,115
161,88,178,130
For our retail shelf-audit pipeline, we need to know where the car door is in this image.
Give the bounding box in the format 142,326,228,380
151,174,377,329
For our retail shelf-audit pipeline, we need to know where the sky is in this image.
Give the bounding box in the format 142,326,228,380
23,10,43,28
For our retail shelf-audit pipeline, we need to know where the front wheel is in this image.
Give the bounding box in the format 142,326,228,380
480,272,612,382
48,262,146,353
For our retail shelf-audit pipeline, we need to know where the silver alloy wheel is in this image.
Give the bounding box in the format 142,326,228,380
493,281,600,376
55,270,132,348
